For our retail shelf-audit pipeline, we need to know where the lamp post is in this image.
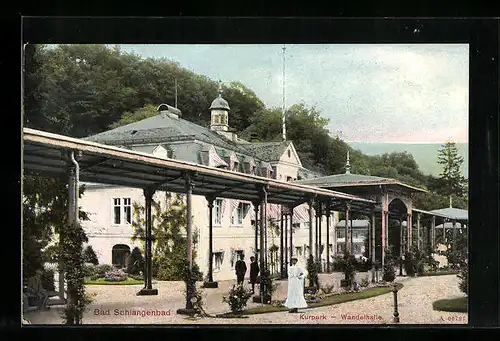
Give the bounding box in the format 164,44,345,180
392,283,400,323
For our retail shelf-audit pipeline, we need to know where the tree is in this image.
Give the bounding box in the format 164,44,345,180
83,245,99,265
131,192,202,281
127,247,145,276
437,141,467,206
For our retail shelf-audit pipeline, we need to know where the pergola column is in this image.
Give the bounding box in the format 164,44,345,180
177,173,195,314
371,210,376,264
259,186,268,299
326,208,330,273
315,202,319,262
381,210,387,267
452,219,457,252
406,213,412,252
349,214,354,255
280,212,285,278
65,151,80,322
289,207,294,261
284,212,288,274
431,216,436,249
308,199,314,258
253,201,259,259
345,202,351,256
317,201,323,271
137,187,158,296
399,216,404,276
416,213,421,251
203,196,217,288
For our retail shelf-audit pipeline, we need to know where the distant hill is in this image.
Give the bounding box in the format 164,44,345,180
348,142,469,178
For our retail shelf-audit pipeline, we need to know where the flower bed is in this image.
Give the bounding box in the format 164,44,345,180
104,268,128,282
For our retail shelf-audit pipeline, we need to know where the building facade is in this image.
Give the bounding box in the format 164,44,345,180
80,88,338,281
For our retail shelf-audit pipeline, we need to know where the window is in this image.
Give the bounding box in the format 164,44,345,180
353,231,359,239
288,149,291,158
304,222,311,229
231,250,244,268
123,198,131,224
337,243,345,253
237,203,245,224
295,246,303,256
214,199,223,225
292,223,300,229
214,252,223,270
337,230,345,239
286,176,293,182
113,198,132,225
231,203,245,226
113,198,121,224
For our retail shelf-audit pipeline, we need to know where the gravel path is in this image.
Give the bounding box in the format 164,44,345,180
23,273,467,325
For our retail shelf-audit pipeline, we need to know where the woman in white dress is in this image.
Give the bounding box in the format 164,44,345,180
284,257,308,313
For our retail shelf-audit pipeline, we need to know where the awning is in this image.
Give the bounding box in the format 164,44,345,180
209,149,228,168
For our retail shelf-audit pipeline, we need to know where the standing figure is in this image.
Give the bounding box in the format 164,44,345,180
284,257,308,313
249,256,260,294
235,254,247,286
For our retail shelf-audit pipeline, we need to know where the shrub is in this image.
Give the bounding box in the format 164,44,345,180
127,247,144,276
306,255,320,289
92,264,114,280
338,251,357,282
458,263,468,295
222,284,254,313
41,268,55,291
83,264,97,278
104,268,128,282
83,246,99,265
404,251,416,276
259,268,278,301
154,256,203,281
382,248,396,282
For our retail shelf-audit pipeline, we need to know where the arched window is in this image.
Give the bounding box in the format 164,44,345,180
112,244,131,269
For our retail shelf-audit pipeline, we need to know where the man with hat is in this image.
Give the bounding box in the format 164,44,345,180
284,257,308,313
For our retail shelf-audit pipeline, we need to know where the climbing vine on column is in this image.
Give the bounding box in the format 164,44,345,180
60,221,93,325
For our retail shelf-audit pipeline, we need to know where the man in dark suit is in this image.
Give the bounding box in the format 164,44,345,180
249,256,260,294
235,254,247,285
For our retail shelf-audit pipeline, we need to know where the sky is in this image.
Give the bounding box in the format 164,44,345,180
118,44,469,143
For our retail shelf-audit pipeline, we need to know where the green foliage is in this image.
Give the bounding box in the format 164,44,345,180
127,247,145,276
437,141,468,201
259,268,278,301
458,265,468,295
404,246,424,277
60,222,93,325
306,255,320,289
83,246,99,265
382,247,396,282
223,284,254,313
132,191,203,281
337,251,357,283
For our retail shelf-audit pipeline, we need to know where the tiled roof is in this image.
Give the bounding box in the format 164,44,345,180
294,173,392,186
84,110,268,159
238,141,290,162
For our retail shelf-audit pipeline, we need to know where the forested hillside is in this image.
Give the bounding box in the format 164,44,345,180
23,44,467,211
